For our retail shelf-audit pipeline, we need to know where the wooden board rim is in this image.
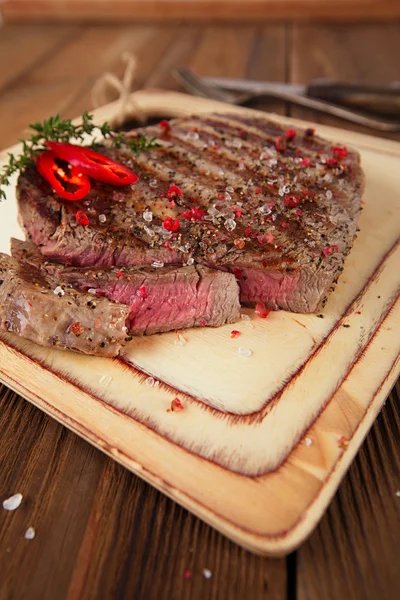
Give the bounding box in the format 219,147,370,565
0,89,399,555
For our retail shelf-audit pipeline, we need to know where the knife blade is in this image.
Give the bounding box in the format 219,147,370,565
203,77,400,117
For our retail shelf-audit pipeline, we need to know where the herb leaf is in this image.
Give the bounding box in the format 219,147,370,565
0,112,159,200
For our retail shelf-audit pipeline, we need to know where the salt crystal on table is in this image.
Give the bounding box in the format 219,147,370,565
3,493,23,511
305,437,313,447
99,374,113,387
24,527,35,540
145,376,155,388
203,568,212,579
241,313,251,321
237,347,252,357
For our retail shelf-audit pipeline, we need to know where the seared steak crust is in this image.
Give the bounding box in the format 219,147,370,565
17,113,364,313
0,253,129,356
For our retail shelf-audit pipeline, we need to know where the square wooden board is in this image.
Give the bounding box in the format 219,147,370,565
0,90,399,555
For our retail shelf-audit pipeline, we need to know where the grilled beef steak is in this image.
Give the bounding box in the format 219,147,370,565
11,239,240,335
17,113,364,313
0,253,129,356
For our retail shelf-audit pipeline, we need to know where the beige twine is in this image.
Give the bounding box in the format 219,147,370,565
91,52,147,127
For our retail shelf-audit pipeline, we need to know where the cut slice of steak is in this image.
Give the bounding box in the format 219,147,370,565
0,253,129,356
17,112,364,313
11,239,240,335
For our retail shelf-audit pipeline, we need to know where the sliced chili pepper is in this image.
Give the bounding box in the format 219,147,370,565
36,150,91,201
46,141,139,186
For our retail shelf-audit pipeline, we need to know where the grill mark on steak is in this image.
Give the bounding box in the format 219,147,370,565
17,112,364,312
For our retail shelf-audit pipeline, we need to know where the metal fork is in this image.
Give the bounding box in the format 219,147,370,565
174,67,400,133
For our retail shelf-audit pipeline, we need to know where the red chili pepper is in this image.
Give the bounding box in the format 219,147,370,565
300,157,311,167
46,141,139,187
36,150,91,201
230,330,241,338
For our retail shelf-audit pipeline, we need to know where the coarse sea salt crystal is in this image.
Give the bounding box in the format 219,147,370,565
225,186,234,194
186,131,199,141
203,569,212,579
98,214,107,223
143,210,153,222
24,527,35,540
3,493,23,511
305,437,312,447
149,179,158,189
237,347,252,357
53,286,64,297
174,334,187,346
88,288,97,295
224,218,236,232
99,374,113,387
187,257,195,265
259,204,272,215
232,139,242,149
144,225,155,238
145,376,155,388
326,190,333,200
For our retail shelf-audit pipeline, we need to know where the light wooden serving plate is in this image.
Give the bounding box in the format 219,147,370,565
0,90,399,555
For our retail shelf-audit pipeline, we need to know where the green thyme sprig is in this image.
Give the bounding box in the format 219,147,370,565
0,111,160,200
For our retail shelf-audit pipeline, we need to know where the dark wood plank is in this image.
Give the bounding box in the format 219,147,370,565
66,460,287,600
0,23,79,93
297,385,400,600
290,23,400,598
0,24,289,599
289,22,400,141
3,0,400,23
0,385,105,600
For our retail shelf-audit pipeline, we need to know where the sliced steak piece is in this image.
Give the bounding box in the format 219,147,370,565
17,112,364,313
11,239,240,335
0,253,129,356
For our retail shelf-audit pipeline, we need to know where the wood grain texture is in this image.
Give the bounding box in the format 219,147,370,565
290,22,400,139
0,90,399,555
3,0,400,22
298,383,400,600
0,20,399,598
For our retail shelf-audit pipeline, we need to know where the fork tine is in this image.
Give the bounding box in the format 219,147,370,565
173,68,238,103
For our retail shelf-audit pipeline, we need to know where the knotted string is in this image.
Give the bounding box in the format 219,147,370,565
91,52,147,126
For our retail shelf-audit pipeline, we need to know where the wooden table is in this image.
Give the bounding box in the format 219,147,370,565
0,20,399,600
